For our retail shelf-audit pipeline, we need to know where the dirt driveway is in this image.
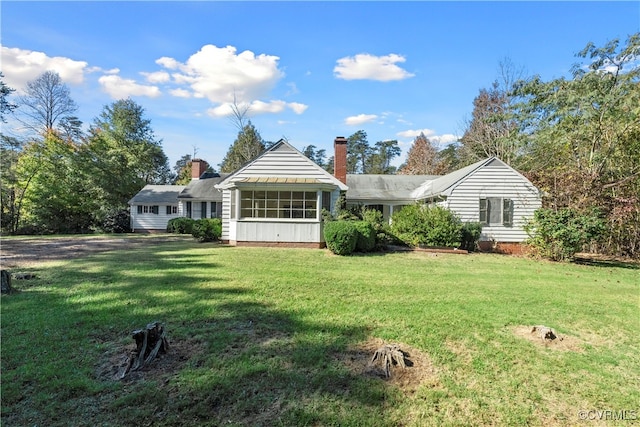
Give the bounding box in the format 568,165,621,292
0,234,192,269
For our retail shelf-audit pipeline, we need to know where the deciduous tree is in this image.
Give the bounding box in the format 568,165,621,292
87,98,173,216
15,71,79,137
514,33,640,257
399,133,445,175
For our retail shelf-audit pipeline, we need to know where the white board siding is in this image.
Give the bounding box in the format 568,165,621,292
221,190,232,241
445,163,541,242
235,220,322,243
131,205,179,232
224,146,346,187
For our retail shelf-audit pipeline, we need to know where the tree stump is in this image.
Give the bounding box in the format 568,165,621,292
369,344,408,378
1,270,12,294
531,325,557,341
120,321,169,378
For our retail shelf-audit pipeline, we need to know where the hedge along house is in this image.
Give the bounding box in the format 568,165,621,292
214,139,348,247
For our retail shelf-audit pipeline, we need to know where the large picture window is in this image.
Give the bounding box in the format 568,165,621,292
240,190,318,219
479,197,513,227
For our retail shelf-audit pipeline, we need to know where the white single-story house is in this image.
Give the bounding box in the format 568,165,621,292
128,159,228,232
128,185,185,232
128,136,542,251
346,157,541,248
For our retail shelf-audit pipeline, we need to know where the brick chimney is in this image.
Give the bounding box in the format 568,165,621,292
191,158,208,180
334,136,347,184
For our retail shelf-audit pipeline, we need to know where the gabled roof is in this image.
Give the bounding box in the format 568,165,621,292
411,157,537,200
215,139,348,191
346,174,439,202
128,185,186,204
178,173,230,200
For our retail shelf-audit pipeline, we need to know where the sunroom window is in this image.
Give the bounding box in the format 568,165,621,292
240,190,317,219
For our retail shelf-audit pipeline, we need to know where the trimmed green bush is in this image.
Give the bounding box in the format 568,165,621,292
353,221,376,252
524,208,605,261
460,222,483,251
324,221,358,255
390,203,462,248
192,218,222,242
167,217,195,234
101,209,131,233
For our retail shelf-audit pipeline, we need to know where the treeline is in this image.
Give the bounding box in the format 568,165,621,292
1,72,174,234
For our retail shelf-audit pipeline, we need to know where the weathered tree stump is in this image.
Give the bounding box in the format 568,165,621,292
369,344,408,378
531,325,557,341
120,321,169,378
1,270,12,294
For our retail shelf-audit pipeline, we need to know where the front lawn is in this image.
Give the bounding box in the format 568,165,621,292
1,240,638,426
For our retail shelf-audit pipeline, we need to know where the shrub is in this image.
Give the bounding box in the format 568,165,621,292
390,203,462,248
101,209,131,233
324,221,358,255
460,222,483,251
167,217,195,234
353,221,376,252
191,218,222,242
524,207,605,261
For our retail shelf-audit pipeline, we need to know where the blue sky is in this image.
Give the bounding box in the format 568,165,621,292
2,1,639,170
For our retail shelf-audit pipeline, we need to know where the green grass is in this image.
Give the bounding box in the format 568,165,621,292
2,239,639,426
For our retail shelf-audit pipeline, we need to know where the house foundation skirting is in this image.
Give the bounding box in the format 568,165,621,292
478,241,528,255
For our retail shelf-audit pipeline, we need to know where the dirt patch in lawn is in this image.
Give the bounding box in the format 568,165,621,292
336,337,440,394
96,337,206,383
1,234,195,269
512,325,586,352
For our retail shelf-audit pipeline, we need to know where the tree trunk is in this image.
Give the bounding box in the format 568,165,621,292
1,270,12,294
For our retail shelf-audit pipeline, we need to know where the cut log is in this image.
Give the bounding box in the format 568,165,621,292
369,344,408,378
1,270,12,294
120,321,169,378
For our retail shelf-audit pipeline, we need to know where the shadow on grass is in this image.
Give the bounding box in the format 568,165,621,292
1,242,402,426
573,256,639,269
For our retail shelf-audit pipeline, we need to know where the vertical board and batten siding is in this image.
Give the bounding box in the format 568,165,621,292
446,162,541,242
221,190,233,241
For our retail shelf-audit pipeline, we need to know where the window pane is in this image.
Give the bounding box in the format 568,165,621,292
292,191,304,200
488,198,501,224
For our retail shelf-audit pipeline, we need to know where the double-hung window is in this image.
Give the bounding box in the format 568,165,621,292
137,205,159,214
479,198,513,227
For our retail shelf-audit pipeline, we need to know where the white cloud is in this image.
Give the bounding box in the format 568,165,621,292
206,99,308,118
142,71,170,84
170,88,192,98
334,53,415,81
430,133,460,145
396,128,436,138
345,113,378,126
157,44,284,104
288,102,308,114
396,129,459,146
1,45,87,91
98,74,161,99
